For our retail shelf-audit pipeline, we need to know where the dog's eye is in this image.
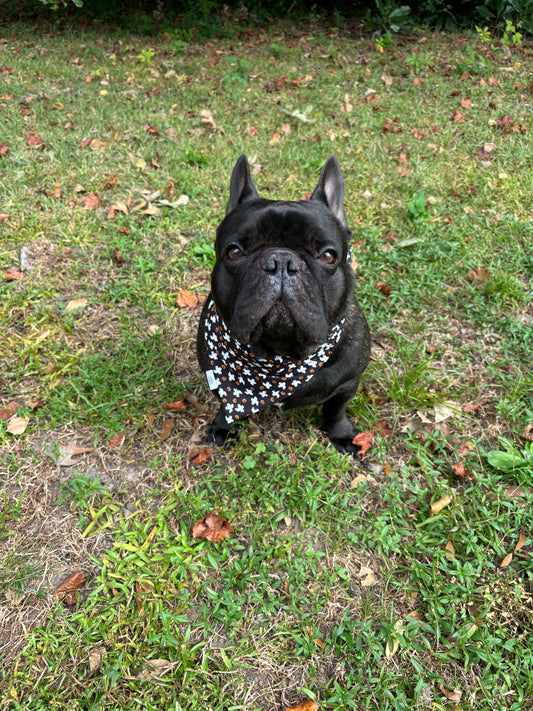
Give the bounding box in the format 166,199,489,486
319,250,337,264
227,246,244,260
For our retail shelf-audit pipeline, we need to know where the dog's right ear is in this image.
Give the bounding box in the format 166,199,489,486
226,154,259,215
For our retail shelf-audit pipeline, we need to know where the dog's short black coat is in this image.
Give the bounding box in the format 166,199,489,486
197,154,370,455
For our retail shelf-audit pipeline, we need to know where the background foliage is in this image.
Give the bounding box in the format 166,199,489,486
10,0,533,35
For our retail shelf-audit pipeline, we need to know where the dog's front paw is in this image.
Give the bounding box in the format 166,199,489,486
328,435,371,467
206,422,240,447
205,407,242,448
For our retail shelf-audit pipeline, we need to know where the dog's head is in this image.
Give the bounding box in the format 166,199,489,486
210,155,354,359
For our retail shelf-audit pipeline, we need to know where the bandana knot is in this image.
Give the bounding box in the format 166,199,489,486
202,300,345,423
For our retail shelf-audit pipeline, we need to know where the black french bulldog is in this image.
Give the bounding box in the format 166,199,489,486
196,154,370,456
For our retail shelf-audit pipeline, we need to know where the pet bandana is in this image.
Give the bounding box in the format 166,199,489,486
202,299,345,423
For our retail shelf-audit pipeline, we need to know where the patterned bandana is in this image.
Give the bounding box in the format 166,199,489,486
202,299,345,423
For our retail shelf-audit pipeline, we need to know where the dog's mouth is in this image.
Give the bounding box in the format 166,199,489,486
247,301,322,359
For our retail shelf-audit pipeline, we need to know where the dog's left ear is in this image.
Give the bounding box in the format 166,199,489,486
310,155,347,228
226,154,259,215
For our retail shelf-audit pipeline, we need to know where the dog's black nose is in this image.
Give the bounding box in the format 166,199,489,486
263,250,300,276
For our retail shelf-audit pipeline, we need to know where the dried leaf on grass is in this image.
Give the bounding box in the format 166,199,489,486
445,540,455,560
430,494,451,515
350,473,369,488
135,579,155,610
500,533,530,568
159,418,174,442
192,447,212,466
404,610,425,622
434,401,459,423
137,658,180,680
176,289,199,308
164,397,186,411
500,552,513,568
521,423,533,442
439,684,462,703
65,298,88,312
463,402,481,414
192,510,233,543
385,620,404,658
88,646,106,674
357,564,378,587
84,193,101,210
285,700,319,711
108,433,125,449
451,461,475,481
352,431,373,458
2,268,24,281
56,572,87,605
6,416,29,435
515,532,528,552
0,401,19,421
46,442,94,466
504,485,532,500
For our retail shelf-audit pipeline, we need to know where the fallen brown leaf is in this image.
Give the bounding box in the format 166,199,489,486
108,432,125,449
112,247,124,265
84,193,101,210
404,610,425,622
352,431,373,458
65,298,88,312
159,418,174,442
0,401,19,421
110,202,129,215
2,269,24,281
56,572,87,605
192,447,212,466
26,129,44,147
46,442,94,466
515,533,528,552
164,397,187,411
382,117,401,133
88,646,105,674
467,266,488,283
430,494,451,515
357,564,377,586
350,473,369,488
439,684,462,703
192,510,233,543
375,419,392,438
6,416,29,435
200,109,216,130
285,700,319,711
456,440,475,457
504,485,532,500
521,423,533,442
176,289,199,309
135,579,155,610
500,552,513,568
376,280,391,296
444,540,455,560
451,461,466,477
89,137,108,150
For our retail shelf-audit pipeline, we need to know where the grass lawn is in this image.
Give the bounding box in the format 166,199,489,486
0,11,532,710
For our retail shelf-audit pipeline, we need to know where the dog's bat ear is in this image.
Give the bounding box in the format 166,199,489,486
226,154,259,215
310,155,347,228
